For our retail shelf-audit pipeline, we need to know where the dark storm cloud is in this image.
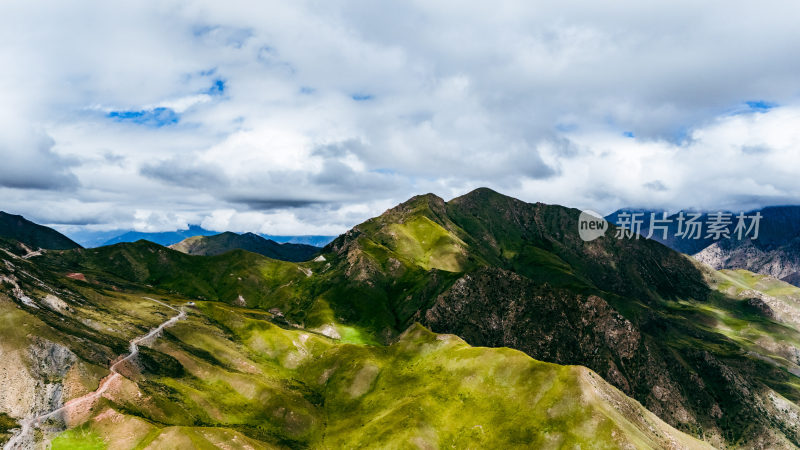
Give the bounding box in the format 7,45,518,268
226,197,325,210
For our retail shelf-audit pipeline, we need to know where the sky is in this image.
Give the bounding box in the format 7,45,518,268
2,0,800,236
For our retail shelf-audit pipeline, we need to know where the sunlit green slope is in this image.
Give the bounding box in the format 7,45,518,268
0,240,708,448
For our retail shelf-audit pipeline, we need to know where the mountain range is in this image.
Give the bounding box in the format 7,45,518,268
92,225,335,248
3,189,800,447
607,206,800,287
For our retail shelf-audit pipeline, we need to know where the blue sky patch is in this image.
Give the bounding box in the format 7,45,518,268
623,131,635,138
728,100,778,116
107,107,179,127
208,79,226,95
745,100,776,112
351,94,373,101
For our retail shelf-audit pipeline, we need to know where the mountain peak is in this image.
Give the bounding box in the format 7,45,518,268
395,192,445,210
448,187,525,210
377,193,447,225
460,186,502,198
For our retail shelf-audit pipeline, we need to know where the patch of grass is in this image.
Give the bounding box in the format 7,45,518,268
387,216,467,272
336,325,379,345
0,413,17,438
51,425,107,450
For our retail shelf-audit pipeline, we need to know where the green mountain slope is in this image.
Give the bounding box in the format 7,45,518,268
28,188,800,447
301,189,800,446
702,267,800,372
0,212,81,251
169,232,320,262
38,241,316,319
0,238,708,449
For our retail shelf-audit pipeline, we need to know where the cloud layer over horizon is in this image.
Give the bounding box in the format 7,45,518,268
2,0,800,235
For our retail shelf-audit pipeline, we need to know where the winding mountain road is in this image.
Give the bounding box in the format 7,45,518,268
3,297,186,450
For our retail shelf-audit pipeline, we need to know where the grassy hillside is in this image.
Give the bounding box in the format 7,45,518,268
39,301,713,449
701,267,800,376
40,241,315,314
0,242,708,449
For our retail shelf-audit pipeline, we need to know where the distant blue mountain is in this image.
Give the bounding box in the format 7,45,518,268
62,229,132,248
88,225,336,248
264,235,337,247
101,225,218,247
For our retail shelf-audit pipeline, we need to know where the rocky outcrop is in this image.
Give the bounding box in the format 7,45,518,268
0,332,78,433
423,269,640,364
695,238,800,286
